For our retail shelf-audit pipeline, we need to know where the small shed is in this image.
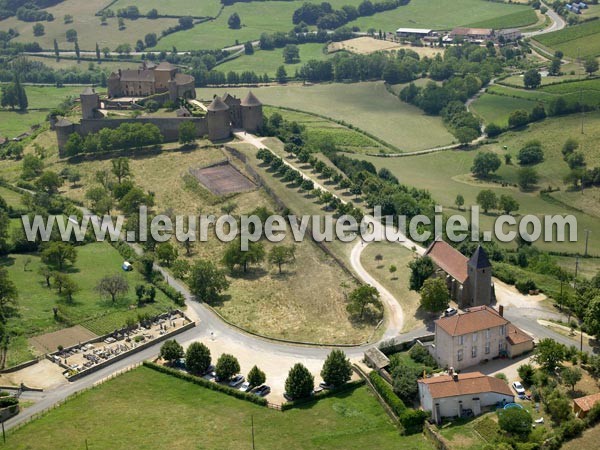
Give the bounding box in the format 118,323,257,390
122,261,133,271
364,347,390,370
574,392,600,418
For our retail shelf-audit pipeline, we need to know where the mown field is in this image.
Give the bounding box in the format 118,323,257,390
2,366,433,450
110,0,223,17
217,43,331,77
466,8,538,29
353,112,600,255
19,55,141,71
347,0,534,31
470,92,539,127
200,82,454,152
1,0,179,51
535,19,600,58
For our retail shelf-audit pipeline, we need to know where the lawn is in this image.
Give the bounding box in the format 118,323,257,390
2,366,434,449
0,110,48,139
0,186,25,209
0,242,175,366
200,82,455,152
466,8,538,29
110,0,223,17
1,0,179,51
217,43,332,77
347,0,533,31
19,55,141,72
360,242,425,332
437,413,500,450
535,19,600,58
563,423,600,450
470,93,539,127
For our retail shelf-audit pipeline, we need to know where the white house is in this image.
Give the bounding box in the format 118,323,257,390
418,371,514,423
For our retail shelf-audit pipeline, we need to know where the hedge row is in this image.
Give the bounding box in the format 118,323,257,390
369,371,406,416
154,280,186,307
281,379,365,411
142,361,268,406
0,397,18,407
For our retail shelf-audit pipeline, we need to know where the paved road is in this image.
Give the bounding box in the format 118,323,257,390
523,4,566,38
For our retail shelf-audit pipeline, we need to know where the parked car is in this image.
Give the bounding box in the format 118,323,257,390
319,382,334,390
512,381,526,396
228,374,245,387
283,392,294,401
252,385,271,396
239,382,251,392
202,371,216,382
313,386,324,394
444,307,458,317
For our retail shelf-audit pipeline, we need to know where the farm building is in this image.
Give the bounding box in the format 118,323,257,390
496,28,522,42
363,347,390,371
449,27,494,42
395,28,433,38
418,371,514,424
574,392,600,418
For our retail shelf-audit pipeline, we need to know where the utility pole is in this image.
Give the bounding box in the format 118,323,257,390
584,229,591,257
578,47,584,134
251,415,255,450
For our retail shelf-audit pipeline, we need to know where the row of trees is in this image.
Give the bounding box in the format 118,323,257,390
0,77,27,111
63,123,163,156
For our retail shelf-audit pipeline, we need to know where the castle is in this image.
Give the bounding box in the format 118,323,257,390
54,76,263,156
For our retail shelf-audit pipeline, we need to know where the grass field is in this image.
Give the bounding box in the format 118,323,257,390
2,366,434,450
217,43,331,77
1,0,179,51
347,0,533,31
563,423,600,450
20,55,141,71
535,19,600,58
352,112,600,255
0,186,25,209
0,242,174,366
200,82,454,152
470,93,539,127
110,0,223,17
467,8,538,29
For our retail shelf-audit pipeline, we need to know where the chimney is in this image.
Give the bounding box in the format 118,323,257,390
499,305,504,317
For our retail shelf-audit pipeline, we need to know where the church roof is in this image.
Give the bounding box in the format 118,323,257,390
81,87,96,96
424,240,468,283
207,96,229,112
469,245,491,269
241,91,262,107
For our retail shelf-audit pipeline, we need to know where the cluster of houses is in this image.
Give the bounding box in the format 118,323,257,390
566,2,588,14
395,27,522,44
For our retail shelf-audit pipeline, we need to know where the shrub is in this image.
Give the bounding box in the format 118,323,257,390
185,342,211,375
0,397,18,408
285,363,314,400
558,418,585,440
409,344,437,368
369,371,406,416
399,409,429,435
516,279,537,294
216,354,240,382
498,407,532,437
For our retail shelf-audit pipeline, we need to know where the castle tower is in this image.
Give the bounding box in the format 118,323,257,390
55,117,75,157
206,96,231,141
168,79,178,103
467,245,493,307
80,87,99,120
240,91,263,132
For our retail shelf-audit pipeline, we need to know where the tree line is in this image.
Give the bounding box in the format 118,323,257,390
63,123,163,156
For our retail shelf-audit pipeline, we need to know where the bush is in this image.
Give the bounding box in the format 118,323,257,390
369,371,406,416
516,278,537,294
517,364,535,386
216,353,240,382
498,407,533,436
409,344,437,368
143,361,267,406
558,418,585,440
0,397,18,408
185,342,211,375
285,363,314,400
155,280,185,306
399,409,429,435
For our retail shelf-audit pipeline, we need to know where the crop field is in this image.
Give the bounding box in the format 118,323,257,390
0,242,174,366
3,366,434,450
1,0,179,51
535,19,600,58
110,0,223,17
466,8,538,29
20,55,141,71
200,82,454,152
217,43,331,76
347,0,533,31
353,112,600,255
470,92,539,126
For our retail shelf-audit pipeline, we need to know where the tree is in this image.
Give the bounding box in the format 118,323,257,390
74,41,80,61
144,33,157,48
95,274,129,303
285,363,314,399
39,265,53,287
64,14,73,24
160,340,184,364
283,44,300,64
485,123,503,138
66,28,78,42
227,12,241,29
247,365,266,387
584,56,599,76
35,171,63,194
0,268,18,321
567,152,586,170
276,65,287,83
216,353,240,381
244,41,254,55
111,157,131,184
561,366,582,392
498,195,519,215
222,241,265,273
420,278,449,313
268,245,295,274
155,242,178,266
471,152,501,178
41,242,77,271
53,39,59,59
533,338,565,371
455,127,479,145
529,103,546,122
408,256,434,291
584,296,600,340
102,47,110,57
95,42,100,61
517,141,544,165
549,57,561,76
518,167,539,190
178,121,196,146
346,284,382,320
498,407,532,437
188,259,230,303
476,189,497,213
59,275,79,303
455,194,465,210
171,259,190,280
321,349,352,387
562,138,579,158
517,363,535,385
185,342,211,374
33,23,45,36
147,8,158,19
508,109,530,128
523,69,541,89
392,362,420,402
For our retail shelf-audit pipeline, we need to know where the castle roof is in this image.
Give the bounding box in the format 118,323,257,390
241,91,262,107
155,61,177,71
174,72,194,85
118,69,155,82
469,245,491,269
207,96,229,112
424,240,468,283
81,87,96,96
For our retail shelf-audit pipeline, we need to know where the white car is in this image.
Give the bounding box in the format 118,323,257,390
444,307,458,317
512,381,526,396
228,374,245,387
239,381,251,392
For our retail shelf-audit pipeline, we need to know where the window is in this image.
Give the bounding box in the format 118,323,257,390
485,341,490,354
500,325,506,336
472,346,477,358
472,332,477,342
458,335,464,345
457,350,463,361
485,329,490,340
499,341,504,352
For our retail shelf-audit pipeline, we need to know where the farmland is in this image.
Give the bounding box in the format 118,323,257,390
470,92,539,127
466,8,539,29
110,0,223,17
200,82,455,152
534,19,600,58
2,366,433,450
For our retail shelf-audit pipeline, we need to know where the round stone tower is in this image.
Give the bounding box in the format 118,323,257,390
240,91,263,133
80,87,99,120
55,117,75,156
207,96,231,141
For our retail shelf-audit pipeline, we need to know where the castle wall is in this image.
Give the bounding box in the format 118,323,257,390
241,105,263,132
